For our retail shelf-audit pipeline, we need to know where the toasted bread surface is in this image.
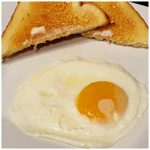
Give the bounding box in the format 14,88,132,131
82,2,148,48
2,2,108,58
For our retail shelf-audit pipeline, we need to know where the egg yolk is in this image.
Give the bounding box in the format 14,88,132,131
77,81,128,124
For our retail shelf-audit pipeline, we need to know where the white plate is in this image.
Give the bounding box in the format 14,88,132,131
2,2,148,148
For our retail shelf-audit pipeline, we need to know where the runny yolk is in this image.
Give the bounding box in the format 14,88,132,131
77,81,128,124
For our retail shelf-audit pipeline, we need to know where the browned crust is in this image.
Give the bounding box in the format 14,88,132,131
2,2,20,39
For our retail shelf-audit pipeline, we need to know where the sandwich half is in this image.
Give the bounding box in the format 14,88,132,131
2,2,108,58
82,2,148,48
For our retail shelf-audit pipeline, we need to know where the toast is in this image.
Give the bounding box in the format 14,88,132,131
2,2,108,58
82,2,148,48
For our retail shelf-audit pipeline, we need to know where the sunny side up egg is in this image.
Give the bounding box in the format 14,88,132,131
10,58,147,148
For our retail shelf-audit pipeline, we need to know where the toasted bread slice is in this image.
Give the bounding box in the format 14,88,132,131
82,2,148,48
2,2,108,58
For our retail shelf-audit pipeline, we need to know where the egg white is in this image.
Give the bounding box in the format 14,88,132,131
10,58,147,148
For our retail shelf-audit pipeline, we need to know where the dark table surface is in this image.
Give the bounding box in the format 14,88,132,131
132,2,148,6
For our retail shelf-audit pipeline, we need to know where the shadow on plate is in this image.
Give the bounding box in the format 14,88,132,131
3,34,89,64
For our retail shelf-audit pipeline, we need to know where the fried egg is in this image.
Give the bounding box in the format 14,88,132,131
10,58,147,147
